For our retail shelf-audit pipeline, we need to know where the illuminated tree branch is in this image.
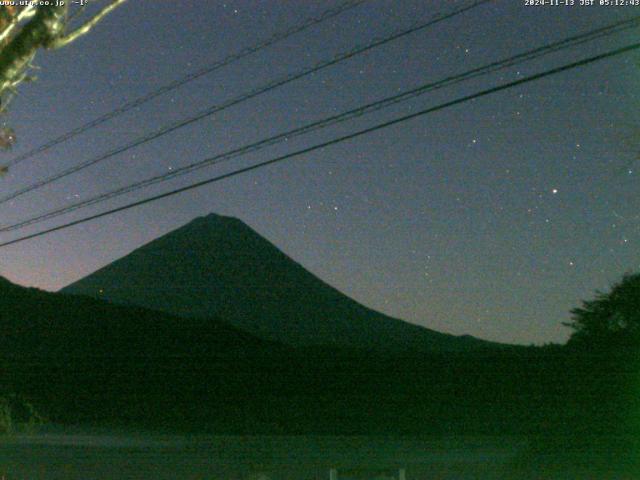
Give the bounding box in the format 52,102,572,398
0,1,127,152
0,5,36,45
0,5,67,99
48,0,127,49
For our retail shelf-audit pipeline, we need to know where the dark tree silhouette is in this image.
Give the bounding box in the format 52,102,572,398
564,272,640,348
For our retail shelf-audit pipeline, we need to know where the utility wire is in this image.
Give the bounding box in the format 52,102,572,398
0,0,490,204
3,0,365,169
1,41,638,249
1,15,639,233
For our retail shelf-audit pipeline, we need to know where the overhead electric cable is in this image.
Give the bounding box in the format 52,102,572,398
1,40,638,248
1,16,639,233
0,0,490,204
3,0,365,169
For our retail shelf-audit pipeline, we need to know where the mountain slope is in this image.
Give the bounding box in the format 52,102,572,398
0,274,281,360
1,277,629,436
0,275,298,427
63,213,495,353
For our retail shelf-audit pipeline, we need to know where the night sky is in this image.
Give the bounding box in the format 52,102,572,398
0,0,638,345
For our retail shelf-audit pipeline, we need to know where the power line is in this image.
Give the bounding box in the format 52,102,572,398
3,0,365,169
1,15,638,233
1,41,638,249
0,0,490,205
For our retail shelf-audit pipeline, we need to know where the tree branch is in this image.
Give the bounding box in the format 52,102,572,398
48,0,127,49
0,5,36,45
0,6,66,96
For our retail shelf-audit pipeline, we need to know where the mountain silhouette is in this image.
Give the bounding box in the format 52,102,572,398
63,213,495,353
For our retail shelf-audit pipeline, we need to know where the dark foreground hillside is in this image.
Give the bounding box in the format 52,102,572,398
1,276,637,445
